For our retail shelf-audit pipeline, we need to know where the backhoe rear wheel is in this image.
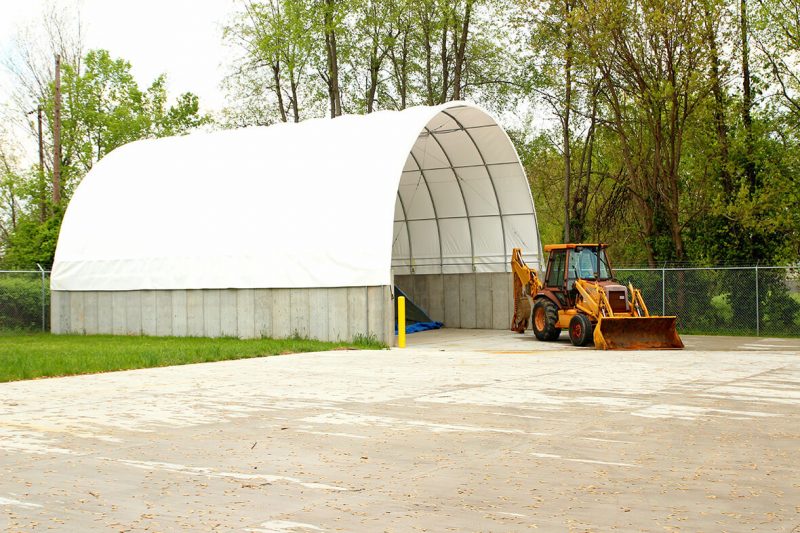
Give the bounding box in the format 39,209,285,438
532,299,561,341
569,314,593,346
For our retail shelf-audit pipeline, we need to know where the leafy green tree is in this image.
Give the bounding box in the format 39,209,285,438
0,210,63,269
223,0,521,120
0,49,209,268
223,0,317,124
0,143,23,252
752,0,800,122
56,50,209,181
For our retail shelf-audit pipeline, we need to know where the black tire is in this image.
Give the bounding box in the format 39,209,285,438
532,299,561,341
569,314,593,346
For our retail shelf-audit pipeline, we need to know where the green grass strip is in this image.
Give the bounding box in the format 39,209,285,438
0,332,386,383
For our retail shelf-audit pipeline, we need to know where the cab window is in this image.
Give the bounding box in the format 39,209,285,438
546,250,566,287
567,247,611,282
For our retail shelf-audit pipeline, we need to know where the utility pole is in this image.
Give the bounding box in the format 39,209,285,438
37,105,45,220
37,106,44,178
53,54,62,206
26,106,46,221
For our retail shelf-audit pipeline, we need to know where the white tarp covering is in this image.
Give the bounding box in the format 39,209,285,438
52,102,541,291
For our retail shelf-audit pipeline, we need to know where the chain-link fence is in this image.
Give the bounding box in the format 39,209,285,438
617,266,800,337
1,266,799,337
0,269,50,332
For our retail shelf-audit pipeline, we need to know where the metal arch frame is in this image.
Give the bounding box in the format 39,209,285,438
425,123,498,134
393,106,540,276
422,125,477,272
394,192,414,273
394,212,535,223
439,109,510,273
402,161,520,173
406,151,446,273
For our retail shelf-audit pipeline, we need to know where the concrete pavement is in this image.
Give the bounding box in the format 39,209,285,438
1,330,799,532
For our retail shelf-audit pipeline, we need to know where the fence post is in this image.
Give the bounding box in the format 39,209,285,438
661,262,666,316
37,264,46,332
755,263,760,336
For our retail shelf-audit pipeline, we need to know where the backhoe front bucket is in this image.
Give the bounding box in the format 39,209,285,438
593,316,684,350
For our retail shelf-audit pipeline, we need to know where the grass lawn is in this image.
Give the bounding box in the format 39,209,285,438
0,332,386,383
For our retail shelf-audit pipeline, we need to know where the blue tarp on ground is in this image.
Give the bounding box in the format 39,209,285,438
394,286,442,334
395,321,444,335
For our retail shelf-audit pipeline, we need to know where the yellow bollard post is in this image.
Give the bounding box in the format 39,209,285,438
398,296,406,348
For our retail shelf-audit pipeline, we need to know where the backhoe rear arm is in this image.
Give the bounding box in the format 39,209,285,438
511,248,541,332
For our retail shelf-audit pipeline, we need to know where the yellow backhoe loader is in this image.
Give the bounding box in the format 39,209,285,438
511,244,683,349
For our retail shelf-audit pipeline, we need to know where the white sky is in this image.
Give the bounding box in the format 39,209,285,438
0,0,549,162
0,0,239,114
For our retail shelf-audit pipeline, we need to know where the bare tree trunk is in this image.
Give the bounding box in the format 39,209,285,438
390,25,410,109
323,0,342,118
573,79,597,243
289,69,300,122
580,121,594,241
704,3,732,196
366,36,380,113
598,63,657,265
643,217,657,267
740,0,755,191
666,44,686,261
451,0,472,100
272,63,288,123
424,35,434,105
439,7,450,104
562,0,573,243
420,5,435,106
53,54,62,206
330,34,341,116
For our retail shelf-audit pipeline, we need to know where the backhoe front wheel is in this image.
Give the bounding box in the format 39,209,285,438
569,314,593,347
532,299,561,341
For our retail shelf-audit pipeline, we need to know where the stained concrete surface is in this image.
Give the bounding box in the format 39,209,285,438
1,330,799,532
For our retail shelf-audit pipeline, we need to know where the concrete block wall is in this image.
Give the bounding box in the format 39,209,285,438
393,272,513,330
51,286,394,344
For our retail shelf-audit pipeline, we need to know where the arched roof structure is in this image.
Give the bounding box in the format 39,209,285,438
51,102,542,291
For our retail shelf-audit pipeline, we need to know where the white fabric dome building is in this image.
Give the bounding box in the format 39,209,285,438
51,102,542,343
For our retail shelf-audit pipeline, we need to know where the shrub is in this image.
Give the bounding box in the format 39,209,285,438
0,276,47,331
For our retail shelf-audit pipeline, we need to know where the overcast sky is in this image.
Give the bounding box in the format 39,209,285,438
0,0,543,161
0,0,239,114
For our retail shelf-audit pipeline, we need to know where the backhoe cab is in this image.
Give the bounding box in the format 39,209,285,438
511,244,683,349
